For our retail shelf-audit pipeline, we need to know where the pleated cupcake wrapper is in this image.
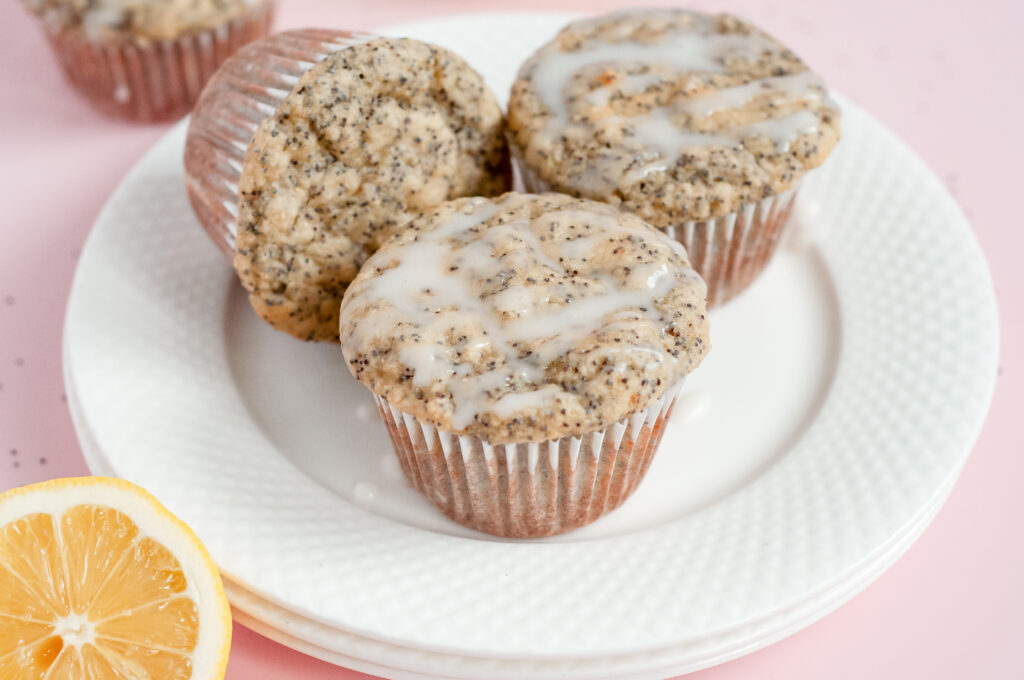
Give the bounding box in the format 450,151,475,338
662,187,799,306
375,381,683,538
184,29,376,259
514,148,801,307
44,1,275,122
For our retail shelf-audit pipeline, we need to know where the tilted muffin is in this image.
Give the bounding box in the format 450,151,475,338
508,9,840,305
185,29,377,260
235,37,512,342
20,0,274,121
339,192,709,537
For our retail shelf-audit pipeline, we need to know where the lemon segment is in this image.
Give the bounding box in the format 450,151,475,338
0,477,231,680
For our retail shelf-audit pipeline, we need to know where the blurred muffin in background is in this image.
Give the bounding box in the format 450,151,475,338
20,0,275,121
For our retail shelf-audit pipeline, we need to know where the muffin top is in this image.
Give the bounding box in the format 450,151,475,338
23,0,262,42
508,9,840,223
339,192,710,444
235,37,511,342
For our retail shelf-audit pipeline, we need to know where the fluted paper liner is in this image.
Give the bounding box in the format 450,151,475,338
184,29,376,258
376,382,683,538
662,187,799,306
43,1,274,122
515,150,800,307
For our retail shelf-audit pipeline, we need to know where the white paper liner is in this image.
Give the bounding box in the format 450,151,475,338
184,29,376,258
375,381,684,538
662,187,799,306
513,147,801,306
44,1,275,122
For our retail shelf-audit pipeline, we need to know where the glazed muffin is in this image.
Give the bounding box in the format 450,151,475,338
338,192,710,537
234,37,511,342
21,0,274,121
508,9,840,305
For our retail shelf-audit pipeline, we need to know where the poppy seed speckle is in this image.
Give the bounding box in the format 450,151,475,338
508,9,840,224
235,38,511,342
339,193,710,445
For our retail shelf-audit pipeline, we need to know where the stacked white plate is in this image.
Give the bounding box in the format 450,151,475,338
64,12,998,680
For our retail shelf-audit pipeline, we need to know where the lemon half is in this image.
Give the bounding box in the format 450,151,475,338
0,477,232,679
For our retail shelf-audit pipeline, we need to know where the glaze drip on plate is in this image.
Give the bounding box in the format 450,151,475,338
338,193,710,443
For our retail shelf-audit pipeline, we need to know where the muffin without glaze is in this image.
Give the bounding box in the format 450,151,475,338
235,37,512,342
508,9,840,224
23,0,262,42
339,192,709,445
185,29,377,259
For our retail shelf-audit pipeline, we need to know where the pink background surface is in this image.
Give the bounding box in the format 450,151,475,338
0,0,1020,678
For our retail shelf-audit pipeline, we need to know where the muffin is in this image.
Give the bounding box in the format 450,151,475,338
338,192,710,537
185,29,377,260
232,37,512,342
508,9,840,305
21,0,275,121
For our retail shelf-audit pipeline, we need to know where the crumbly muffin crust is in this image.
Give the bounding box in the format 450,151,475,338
339,192,709,444
508,9,840,223
23,0,262,42
235,38,511,341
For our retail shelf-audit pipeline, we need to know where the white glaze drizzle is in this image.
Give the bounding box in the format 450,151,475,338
677,70,824,117
82,6,125,40
584,72,666,107
527,13,827,192
531,31,777,125
612,109,822,187
738,110,820,151
343,197,697,430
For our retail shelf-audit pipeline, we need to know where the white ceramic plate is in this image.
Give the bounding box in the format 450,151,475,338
64,9,997,674
66,378,959,679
